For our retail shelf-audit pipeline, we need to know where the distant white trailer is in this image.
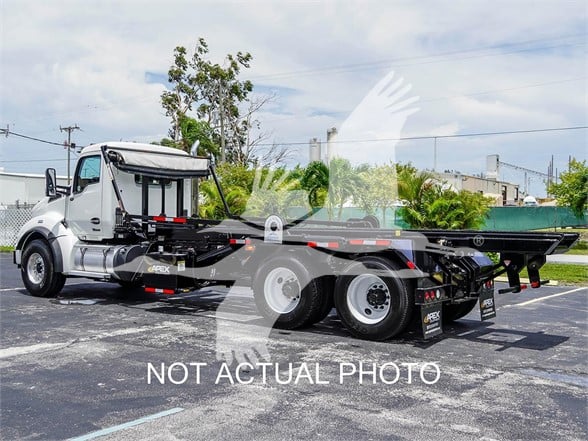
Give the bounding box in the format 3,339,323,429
0,172,68,206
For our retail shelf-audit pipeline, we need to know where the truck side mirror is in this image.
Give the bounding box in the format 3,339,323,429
45,168,57,198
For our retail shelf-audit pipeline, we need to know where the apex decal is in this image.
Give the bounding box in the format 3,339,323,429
423,310,441,324
148,265,171,274
481,298,494,309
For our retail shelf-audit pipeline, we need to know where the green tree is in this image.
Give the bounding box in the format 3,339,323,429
359,163,399,225
548,158,588,217
300,161,329,208
156,115,217,157
242,168,307,219
327,158,363,220
198,163,253,218
198,180,249,219
397,168,436,228
398,168,492,229
178,116,217,157
197,163,307,220
161,37,253,161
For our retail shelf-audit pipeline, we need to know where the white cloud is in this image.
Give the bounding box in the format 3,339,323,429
0,0,586,184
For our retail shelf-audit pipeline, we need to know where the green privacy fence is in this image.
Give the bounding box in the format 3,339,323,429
285,207,408,229
286,206,586,231
482,207,587,231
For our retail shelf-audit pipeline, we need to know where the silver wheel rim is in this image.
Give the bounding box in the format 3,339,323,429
26,252,45,285
263,267,301,314
346,274,391,325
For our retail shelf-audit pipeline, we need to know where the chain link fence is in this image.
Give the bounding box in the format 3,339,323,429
0,204,34,247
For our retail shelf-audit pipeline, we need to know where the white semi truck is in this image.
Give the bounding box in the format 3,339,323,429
13,142,579,340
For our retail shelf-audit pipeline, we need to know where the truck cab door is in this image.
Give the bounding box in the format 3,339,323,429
66,155,104,241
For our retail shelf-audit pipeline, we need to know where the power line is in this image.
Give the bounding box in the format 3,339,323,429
398,125,588,142
500,161,549,178
2,125,586,151
259,75,587,124
418,76,587,104
248,38,586,82
258,125,588,146
0,158,68,163
0,128,65,146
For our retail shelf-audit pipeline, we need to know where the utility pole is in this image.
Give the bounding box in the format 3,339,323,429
60,124,80,184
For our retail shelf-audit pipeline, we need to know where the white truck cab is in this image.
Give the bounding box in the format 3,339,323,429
14,142,209,296
65,142,194,241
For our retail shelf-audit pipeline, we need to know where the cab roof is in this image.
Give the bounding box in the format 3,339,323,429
82,142,210,178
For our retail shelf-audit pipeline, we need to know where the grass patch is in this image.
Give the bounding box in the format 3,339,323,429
535,227,588,241
536,263,588,285
567,248,588,255
0,246,14,253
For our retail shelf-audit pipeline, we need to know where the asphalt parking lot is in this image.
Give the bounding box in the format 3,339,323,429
1,252,586,441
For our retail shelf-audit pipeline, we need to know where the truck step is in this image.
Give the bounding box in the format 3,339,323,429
67,270,111,280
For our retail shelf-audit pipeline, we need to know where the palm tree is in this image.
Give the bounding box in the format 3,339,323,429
398,168,492,229
300,161,329,208
328,158,364,220
397,168,436,228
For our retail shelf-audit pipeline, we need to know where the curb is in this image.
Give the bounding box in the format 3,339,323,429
495,276,559,286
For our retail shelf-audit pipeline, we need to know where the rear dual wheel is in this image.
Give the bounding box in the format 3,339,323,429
334,256,413,341
253,255,333,329
254,254,413,340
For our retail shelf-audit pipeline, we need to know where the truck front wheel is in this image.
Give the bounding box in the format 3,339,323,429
334,257,413,341
253,255,323,329
21,239,65,297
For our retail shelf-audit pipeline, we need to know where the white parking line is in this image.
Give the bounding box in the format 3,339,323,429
0,281,100,292
505,287,587,308
67,407,184,441
0,342,72,359
0,324,184,359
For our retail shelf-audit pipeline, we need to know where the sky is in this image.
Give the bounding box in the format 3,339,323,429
1,0,586,196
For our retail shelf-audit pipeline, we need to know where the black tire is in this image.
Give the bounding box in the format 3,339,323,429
442,299,477,323
21,239,66,297
253,255,323,329
307,276,335,325
334,256,413,341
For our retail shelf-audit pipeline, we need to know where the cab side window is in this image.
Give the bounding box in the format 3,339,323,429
74,156,101,194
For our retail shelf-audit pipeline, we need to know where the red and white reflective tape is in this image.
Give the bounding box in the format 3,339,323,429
229,238,251,245
145,287,175,295
151,216,187,224
307,241,339,249
348,239,391,246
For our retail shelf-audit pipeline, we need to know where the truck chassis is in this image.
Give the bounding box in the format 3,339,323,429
14,143,579,341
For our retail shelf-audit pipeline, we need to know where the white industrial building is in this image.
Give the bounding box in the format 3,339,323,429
0,172,69,206
434,172,520,206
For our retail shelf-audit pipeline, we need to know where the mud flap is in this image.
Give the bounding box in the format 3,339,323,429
479,288,496,321
421,303,443,339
